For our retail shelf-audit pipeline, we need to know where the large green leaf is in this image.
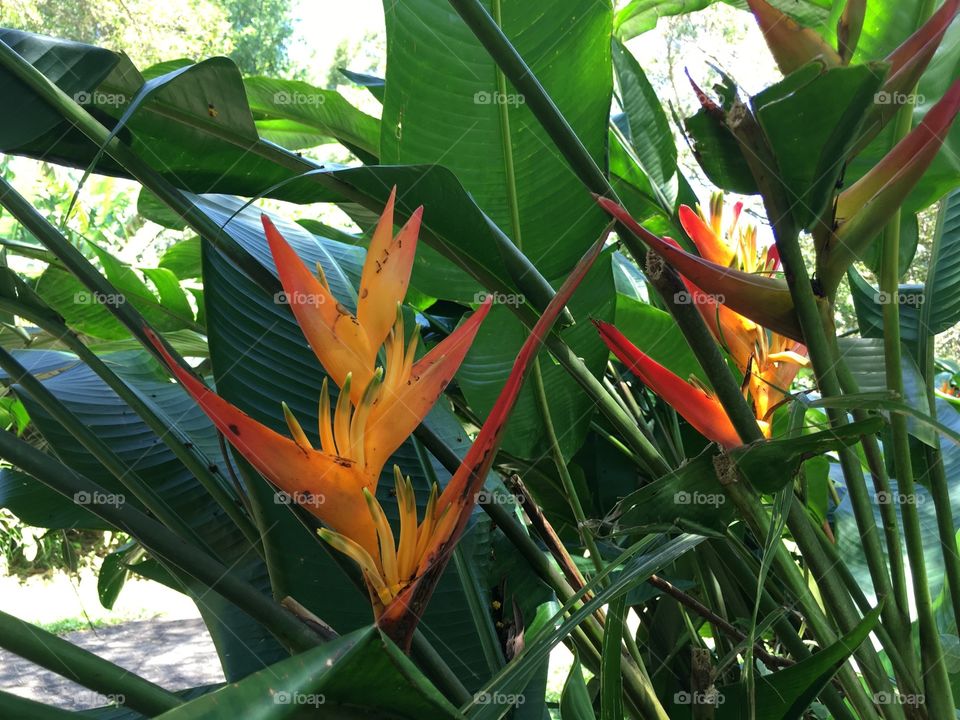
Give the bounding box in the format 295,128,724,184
378,0,616,460
612,38,677,206
921,189,960,338
0,31,570,325
154,626,462,720
837,336,935,444
752,62,886,229
613,294,706,384
242,76,380,158
835,399,960,606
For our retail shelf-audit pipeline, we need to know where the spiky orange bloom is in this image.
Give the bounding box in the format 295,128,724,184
679,195,808,427
594,320,743,449
148,188,492,615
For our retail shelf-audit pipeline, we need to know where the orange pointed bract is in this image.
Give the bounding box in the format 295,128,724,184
156,191,495,636
145,328,379,553
679,204,736,267
358,188,422,351
263,215,375,398
594,320,743,450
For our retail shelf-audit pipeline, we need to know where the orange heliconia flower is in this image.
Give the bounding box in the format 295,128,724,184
149,187,492,617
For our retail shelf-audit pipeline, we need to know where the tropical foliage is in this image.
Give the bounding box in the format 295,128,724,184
0,0,958,718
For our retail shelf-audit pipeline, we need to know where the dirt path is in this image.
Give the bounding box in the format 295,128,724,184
0,617,225,710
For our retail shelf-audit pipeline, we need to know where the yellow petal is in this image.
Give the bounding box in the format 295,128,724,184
394,467,419,582
281,402,313,451
364,488,398,588
146,329,377,554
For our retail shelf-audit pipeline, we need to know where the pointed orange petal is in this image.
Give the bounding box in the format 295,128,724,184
594,320,742,449
262,215,375,399
364,297,492,477
746,0,842,75
358,193,421,351
144,328,378,554
679,204,735,266
376,230,609,650
598,196,802,341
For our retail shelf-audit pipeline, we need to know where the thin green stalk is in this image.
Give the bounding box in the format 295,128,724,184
707,543,860,720
877,6,954,705
918,197,960,633
0,428,326,653
531,363,605,576
0,689,81,719
828,329,913,635
0,609,182,716
0,177,261,550
718,86,920,708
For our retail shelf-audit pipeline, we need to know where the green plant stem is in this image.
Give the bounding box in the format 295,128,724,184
827,329,913,629
918,197,960,634
0,609,182,716
530,363,605,576
0,176,261,551
707,543,860,720
719,91,920,711
877,23,954,711
0,429,326,654
0,689,83,719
